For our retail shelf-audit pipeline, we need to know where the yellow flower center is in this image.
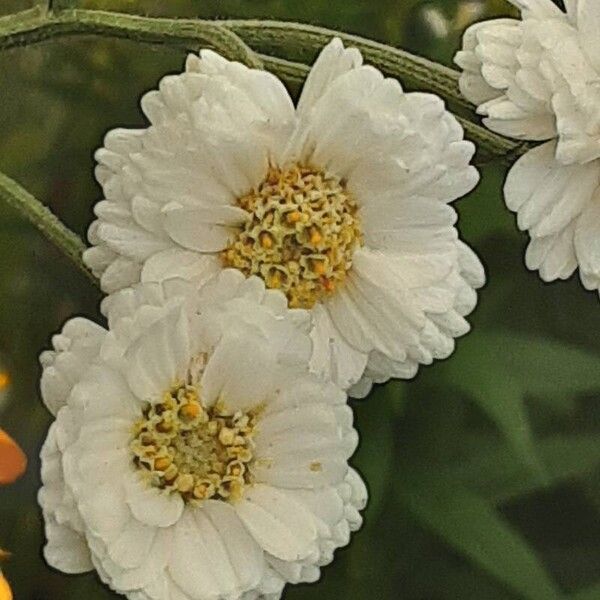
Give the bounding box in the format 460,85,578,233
130,385,261,504
221,164,363,309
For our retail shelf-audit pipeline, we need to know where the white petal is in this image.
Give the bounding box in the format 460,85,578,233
163,205,235,253
100,257,143,294
170,508,256,599
107,517,157,569
296,37,363,118
253,404,351,488
511,148,596,235
124,305,190,402
525,221,578,281
200,331,278,410
505,143,598,284
328,249,425,358
43,517,93,574
504,141,557,213
309,303,367,391
576,0,600,71
361,198,458,253
78,484,131,545
97,222,170,261
204,501,265,593
125,474,184,528
235,484,318,562
40,318,106,416
141,248,220,285
574,197,600,290
509,0,563,18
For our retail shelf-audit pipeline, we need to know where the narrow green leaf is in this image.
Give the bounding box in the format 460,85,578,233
440,346,542,478
439,332,600,473
398,472,563,600
451,332,600,404
448,434,600,504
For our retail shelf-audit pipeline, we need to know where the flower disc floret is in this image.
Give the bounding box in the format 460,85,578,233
131,384,261,504
222,164,363,309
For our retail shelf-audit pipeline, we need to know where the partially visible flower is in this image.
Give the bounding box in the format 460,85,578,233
39,270,366,600
0,428,26,486
84,38,484,397
455,0,600,291
0,424,26,600
0,569,12,600
0,372,10,415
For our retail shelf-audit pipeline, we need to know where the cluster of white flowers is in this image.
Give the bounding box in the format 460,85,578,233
456,0,600,291
39,37,488,600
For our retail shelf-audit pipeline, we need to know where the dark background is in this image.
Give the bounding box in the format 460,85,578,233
1,1,599,599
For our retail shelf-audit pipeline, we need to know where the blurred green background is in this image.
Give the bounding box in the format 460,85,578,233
1,0,600,599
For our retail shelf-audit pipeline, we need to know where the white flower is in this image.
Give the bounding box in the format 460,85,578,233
38,270,366,600
455,0,600,291
84,38,484,397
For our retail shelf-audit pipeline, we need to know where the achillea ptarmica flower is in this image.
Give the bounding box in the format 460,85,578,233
455,0,600,291
38,271,365,600
84,38,484,396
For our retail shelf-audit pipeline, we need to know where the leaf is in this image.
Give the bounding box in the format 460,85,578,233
454,332,600,405
439,331,600,475
448,434,600,504
397,471,563,600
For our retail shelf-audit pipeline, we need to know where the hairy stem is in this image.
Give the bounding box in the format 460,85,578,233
0,7,530,160
1,9,465,104
0,7,531,275
0,7,262,68
0,171,96,284
226,19,470,108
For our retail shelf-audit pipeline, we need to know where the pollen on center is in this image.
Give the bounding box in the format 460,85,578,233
130,385,261,504
221,164,363,309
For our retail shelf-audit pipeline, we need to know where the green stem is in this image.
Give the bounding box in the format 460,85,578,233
0,7,530,161
1,9,466,106
0,171,96,284
0,7,530,277
226,19,471,109
0,7,262,69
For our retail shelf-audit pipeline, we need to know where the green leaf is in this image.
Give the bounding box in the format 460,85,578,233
448,434,600,504
454,332,600,406
439,332,600,474
397,471,563,600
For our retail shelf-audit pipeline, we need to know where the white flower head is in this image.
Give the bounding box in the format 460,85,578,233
455,0,600,291
84,38,484,396
38,270,366,600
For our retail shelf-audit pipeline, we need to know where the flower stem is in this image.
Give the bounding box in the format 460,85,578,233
226,20,470,108
1,9,463,105
0,7,530,161
0,7,262,69
0,171,97,284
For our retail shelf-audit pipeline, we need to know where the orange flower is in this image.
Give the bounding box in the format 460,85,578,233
0,429,26,485
0,570,12,600
0,404,24,600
